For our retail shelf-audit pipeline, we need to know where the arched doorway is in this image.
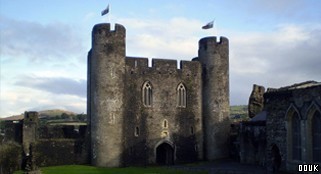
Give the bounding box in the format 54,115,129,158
271,144,281,172
156,143,174,165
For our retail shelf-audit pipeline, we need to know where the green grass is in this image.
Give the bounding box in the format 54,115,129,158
230,105,249,122
14,165,207,174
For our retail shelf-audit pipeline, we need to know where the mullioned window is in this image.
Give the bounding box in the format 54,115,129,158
177,83,186,108
142,81,152,107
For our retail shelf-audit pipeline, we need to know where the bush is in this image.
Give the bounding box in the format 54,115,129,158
0,141,22,174
0,121,4,133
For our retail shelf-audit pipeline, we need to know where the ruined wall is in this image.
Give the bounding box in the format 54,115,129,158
122,57,203,165
198,36,230,160
2,111,89,172
33,124,89,167
239,121,266,166
3,121,22,143
265,83,321,172
23,112,39,155
248,84,265,118
34,139,87,167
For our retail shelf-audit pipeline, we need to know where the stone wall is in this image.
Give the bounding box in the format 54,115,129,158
34,125,89,167
239,121,266,166
88,23,126,167
265,82,321,172
34,139,88,167
198,36,230,160
3,121,22,143
248,84,265,118
123,57,203,165
88,23,230,167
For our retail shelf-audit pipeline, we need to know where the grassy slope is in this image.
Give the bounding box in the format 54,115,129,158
1,109,76,121
230,105,249,121
14,165,207,174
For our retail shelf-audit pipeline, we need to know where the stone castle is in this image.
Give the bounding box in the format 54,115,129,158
1,23,320,173
87,23,230,167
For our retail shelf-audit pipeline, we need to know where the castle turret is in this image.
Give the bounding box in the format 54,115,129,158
198,37,230,160
88,23,126,167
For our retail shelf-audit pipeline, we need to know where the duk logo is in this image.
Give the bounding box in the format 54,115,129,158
298,164,319,172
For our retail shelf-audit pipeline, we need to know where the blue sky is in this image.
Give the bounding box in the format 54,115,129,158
1,0,321,117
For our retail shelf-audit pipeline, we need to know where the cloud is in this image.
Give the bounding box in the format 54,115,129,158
1,14,320,117
0,15,85,63
0,89,86,117
15,76,86,98
117,17,204,59
229,23,321,104
115,17,321,105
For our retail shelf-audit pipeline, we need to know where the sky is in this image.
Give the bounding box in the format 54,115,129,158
1,0,321,117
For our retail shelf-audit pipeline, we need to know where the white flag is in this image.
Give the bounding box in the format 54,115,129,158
202,20,214,29
101,4,109,16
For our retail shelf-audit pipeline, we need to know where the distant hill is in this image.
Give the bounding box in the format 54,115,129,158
0,109,77,121
38,109,76,118
230,105,249,122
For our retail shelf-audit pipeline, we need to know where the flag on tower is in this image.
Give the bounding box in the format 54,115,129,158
202,20,214,29
101,4,109,16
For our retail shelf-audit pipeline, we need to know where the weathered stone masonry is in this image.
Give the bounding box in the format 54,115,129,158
265,81,321,172
88,23,230,167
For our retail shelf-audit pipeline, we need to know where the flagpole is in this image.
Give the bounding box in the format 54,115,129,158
213,19,217,37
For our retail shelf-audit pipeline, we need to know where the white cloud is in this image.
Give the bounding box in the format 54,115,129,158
14,76,86,98
1,14,320,117
117,17,203,59
0,87,86,117
0,16,85,63
229,23,321,104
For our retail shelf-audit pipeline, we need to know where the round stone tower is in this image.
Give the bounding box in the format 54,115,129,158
198,36,230,160
88,23,126,167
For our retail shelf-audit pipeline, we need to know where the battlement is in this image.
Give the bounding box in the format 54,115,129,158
125,57,201,73
199,36,228,51
92,23,125,35
92,23,126,46
152,59,177,71
24,111,39,123
126,56,149,68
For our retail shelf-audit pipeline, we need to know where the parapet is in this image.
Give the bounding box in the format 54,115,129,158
152,59,177,71
92,23,125,35
126,56,149,68
24,111,39,123
125,57,201,75
92,23,126,44
199,36,228,50
180,60,201,71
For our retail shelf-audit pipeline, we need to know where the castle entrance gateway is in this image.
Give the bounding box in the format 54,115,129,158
156,142,174,165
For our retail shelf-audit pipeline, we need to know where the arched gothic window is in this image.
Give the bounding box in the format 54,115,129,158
142,81,152,107
292,112,301,160
312,111,321,162
177,83,186,107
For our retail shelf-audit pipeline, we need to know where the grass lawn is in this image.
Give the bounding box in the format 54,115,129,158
14,165,208,174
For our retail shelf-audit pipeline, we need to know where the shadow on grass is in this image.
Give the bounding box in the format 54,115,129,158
14,165,208,174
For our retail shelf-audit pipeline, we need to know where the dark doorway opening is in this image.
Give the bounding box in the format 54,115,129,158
156,143,174,165
271,144,281,172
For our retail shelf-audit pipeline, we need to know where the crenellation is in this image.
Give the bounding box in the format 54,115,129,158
151,59,177,72
180,60,201,75
125,57,202,76
126,57,149,69
88,23,229,167
92,23,125,35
